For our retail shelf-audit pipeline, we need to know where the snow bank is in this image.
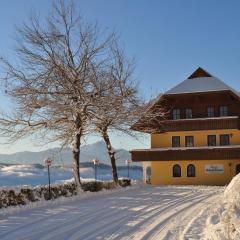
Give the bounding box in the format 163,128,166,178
204,174,240,240
0,178,131,210
224,174,240,208
0,181,136,219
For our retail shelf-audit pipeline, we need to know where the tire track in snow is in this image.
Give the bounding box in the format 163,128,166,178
0,187,132,238
179,194,221,240
21,188,196,240
111,193,213,240
134,190,221,240
140,195,211,240
0,185,222,240
67,191,203,240
2,190,195,239
0,186,151,239
0,185,133,236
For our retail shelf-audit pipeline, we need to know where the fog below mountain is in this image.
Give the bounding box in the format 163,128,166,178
0,141,142,187
0,163,142,187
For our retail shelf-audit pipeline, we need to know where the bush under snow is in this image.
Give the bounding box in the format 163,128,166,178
204,174,240,240
0,179,131,209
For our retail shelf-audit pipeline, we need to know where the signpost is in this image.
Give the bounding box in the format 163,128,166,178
44,158,53,200
125,160,131,178
92,158,100,182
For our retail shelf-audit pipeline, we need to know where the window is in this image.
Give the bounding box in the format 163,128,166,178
173,164,181,177
220,134,230,146
185,108,192,119
219,106,228,117
173,109,181,120
172,136,180,147
207,106,215,117
208,135,216,146
185,136,194,147
187,164,196,177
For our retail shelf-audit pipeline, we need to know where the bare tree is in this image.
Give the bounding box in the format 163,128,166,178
91,45,141,183
130,95,171,133
0,0,115,187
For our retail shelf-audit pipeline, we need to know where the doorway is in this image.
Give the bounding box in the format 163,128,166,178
236,164,240,175
146,167,152,184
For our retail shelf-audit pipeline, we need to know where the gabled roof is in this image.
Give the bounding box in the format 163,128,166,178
165,67,240,97
188,67,212,79
131,67,240,133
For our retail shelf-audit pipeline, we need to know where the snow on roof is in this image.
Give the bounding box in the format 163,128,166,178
165,67,240,97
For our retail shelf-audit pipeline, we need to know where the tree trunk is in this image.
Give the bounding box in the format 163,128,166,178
72,116,82,188
102,131,118,184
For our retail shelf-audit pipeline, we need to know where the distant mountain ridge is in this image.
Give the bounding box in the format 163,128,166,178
0,141,137,166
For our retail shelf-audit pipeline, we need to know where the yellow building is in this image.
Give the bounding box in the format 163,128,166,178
131,67,240,186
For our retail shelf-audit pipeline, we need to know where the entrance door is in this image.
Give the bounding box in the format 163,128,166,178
236,164,240,175
146,167,152,184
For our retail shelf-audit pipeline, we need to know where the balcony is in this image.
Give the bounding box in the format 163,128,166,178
158,116,240,132
131,145,240,161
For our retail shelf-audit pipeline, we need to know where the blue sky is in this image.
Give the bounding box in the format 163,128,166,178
0,0,240,153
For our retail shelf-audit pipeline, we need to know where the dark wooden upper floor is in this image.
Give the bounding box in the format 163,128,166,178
167,91,240,119
132,91,240,133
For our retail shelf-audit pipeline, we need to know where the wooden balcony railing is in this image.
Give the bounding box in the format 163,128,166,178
158,116,240,132
131,146,240,161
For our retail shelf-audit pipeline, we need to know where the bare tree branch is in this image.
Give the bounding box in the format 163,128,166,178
0,0,116,187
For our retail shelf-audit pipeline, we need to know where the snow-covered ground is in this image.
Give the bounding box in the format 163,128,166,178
204,174,240,240
0,164,142,187
0,184,223,240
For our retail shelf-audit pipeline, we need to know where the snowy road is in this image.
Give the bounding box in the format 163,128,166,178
0,185,223,240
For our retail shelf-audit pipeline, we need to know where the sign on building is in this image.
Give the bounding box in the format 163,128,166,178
205,164,224,174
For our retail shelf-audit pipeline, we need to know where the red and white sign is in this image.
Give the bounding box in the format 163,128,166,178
125,160,131,165
92,159,99,165
44,158,53,166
